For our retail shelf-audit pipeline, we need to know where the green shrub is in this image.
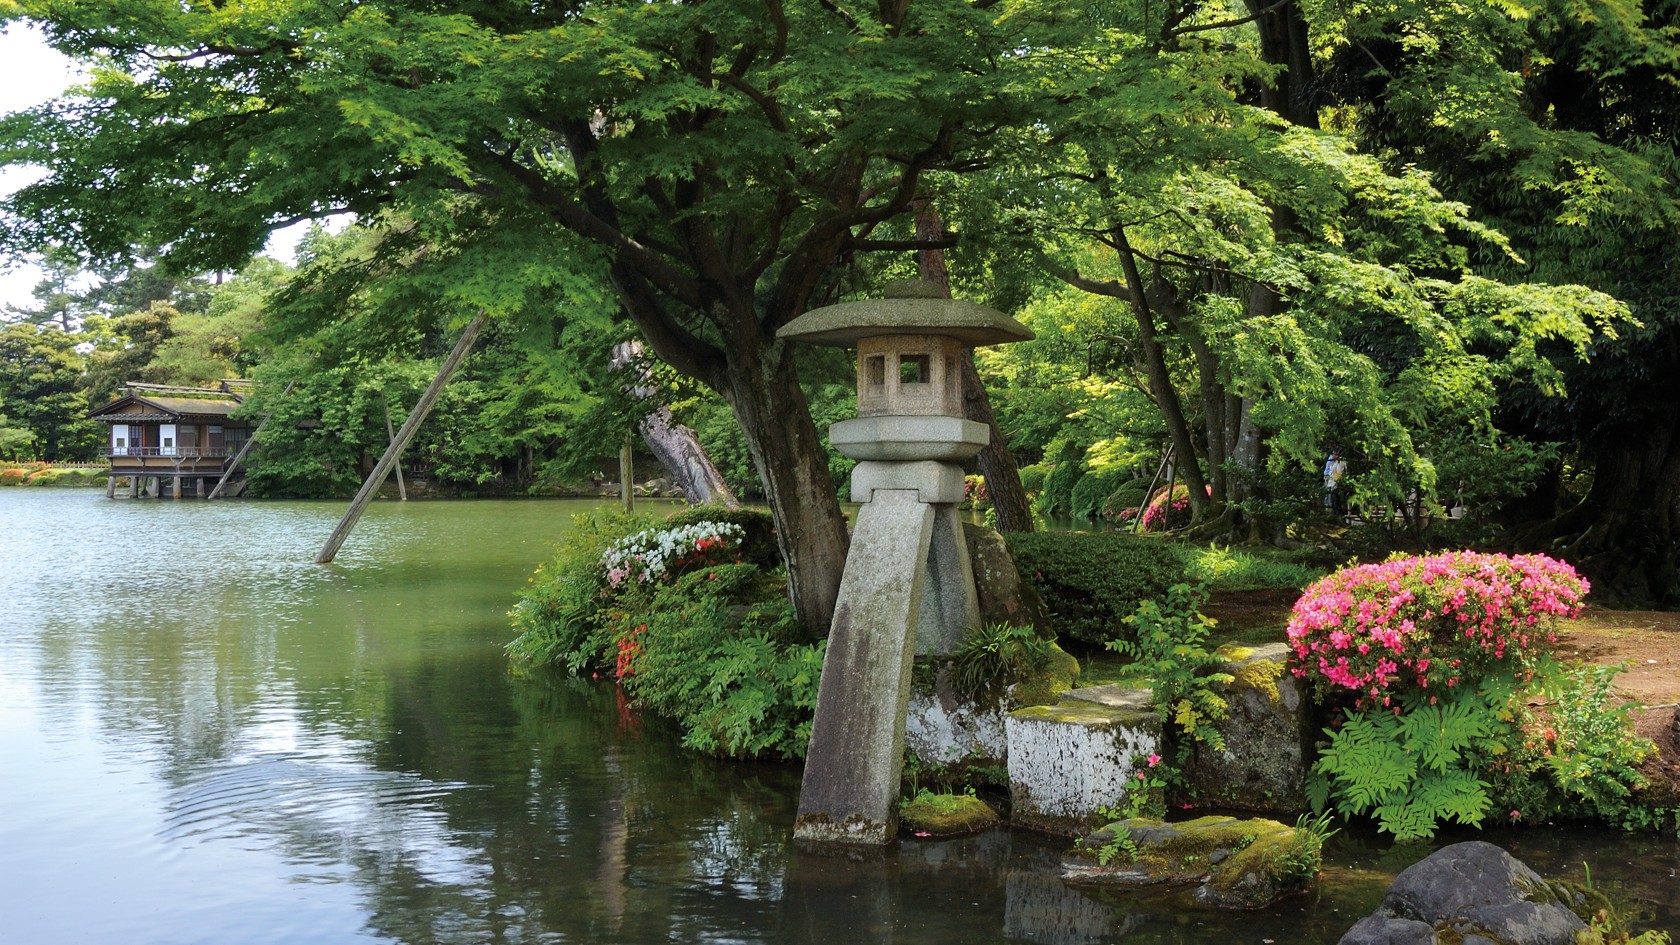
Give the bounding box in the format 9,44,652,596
615,564,823,759
507,506,656,671
1109,583,1233,752
1172,543,1326,592
1069,468,1125,520
1036,441,1083,515
1004,531,1184,648
1101,477,1153,520
509,506,822,759
1017,462,1051,497
950,622,1055,698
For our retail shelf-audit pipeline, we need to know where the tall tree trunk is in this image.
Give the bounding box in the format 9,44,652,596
1113,226,1211,518
1243,0,1319,129
914,199,1035,533
1149,277,1230,508
716,334,850,637
613,269,848,635
1521,409,1680,605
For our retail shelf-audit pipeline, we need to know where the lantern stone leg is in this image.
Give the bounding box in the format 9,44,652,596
794,460,983,844
794,488,934,844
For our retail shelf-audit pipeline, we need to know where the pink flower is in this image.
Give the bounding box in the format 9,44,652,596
1147,753,1161,767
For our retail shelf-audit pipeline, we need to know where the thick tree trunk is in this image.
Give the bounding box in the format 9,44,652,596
717,338,850,638
1521,413,1680,605
1243,0,1319,129
610,260,850,635
914,199,1036,533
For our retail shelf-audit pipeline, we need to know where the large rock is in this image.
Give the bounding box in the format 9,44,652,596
963,523,1051,631
1339,841,1588,945
1187,642,1312,812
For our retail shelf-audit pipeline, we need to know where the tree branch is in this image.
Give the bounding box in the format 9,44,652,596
483,150,706,309
1168,0,1294,37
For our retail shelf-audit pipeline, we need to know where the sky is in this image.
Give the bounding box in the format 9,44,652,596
0,24,81,312
0,25,325,316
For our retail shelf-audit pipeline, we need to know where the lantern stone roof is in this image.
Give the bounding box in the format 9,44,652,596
777,280,1034,347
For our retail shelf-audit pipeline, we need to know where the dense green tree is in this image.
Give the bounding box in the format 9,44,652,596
0,321,96,459
945,0,1628,551
0,0,1037,632
1322,0,1680,600
0,389,34,460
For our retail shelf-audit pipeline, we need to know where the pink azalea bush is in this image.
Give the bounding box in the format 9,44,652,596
1139,484,1205,531
1287,551,1588,707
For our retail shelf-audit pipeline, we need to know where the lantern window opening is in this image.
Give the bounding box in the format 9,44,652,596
865,354,887,390
899,353,931,386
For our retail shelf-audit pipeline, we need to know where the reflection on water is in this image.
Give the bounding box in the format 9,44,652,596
1,490,1674,944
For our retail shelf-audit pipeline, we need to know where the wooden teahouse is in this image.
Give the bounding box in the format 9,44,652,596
87,381,256,498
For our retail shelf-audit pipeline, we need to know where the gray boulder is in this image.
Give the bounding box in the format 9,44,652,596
1339,841,1586,945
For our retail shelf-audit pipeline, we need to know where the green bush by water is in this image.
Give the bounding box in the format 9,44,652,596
1004,530,1184,648
507,505,823,760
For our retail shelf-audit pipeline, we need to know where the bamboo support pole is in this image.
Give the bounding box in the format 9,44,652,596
384,398,407,501
315,313,486,564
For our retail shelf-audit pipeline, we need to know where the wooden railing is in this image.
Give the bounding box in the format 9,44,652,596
104,447,239,459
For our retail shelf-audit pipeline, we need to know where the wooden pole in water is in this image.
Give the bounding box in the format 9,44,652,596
209,380,296,500
384,397,407,501
316,313,486,564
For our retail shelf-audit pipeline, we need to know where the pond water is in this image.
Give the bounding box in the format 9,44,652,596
1,489,1674,944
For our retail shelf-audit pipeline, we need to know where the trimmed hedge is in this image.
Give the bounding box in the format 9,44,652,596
1004,531,1185,648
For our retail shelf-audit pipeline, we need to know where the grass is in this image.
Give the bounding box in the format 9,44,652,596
1168,542,1328,592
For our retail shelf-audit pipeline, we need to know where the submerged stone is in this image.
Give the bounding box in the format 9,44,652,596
899,792,999,837
1338,841,1590,945
1062,815,1322,910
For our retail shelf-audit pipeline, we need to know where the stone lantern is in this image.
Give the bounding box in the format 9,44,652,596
776,280,1032,845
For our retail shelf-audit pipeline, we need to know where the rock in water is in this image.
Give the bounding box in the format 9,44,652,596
1339,841,1587,945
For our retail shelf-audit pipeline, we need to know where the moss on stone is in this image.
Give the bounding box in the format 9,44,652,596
1217,643,1284,705
1069,815,1320,909
1009,641,1081,708
900,792,999,837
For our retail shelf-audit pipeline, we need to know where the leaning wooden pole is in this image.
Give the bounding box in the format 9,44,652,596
208,380,296,499
383,398,408,501
315,314,486,564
